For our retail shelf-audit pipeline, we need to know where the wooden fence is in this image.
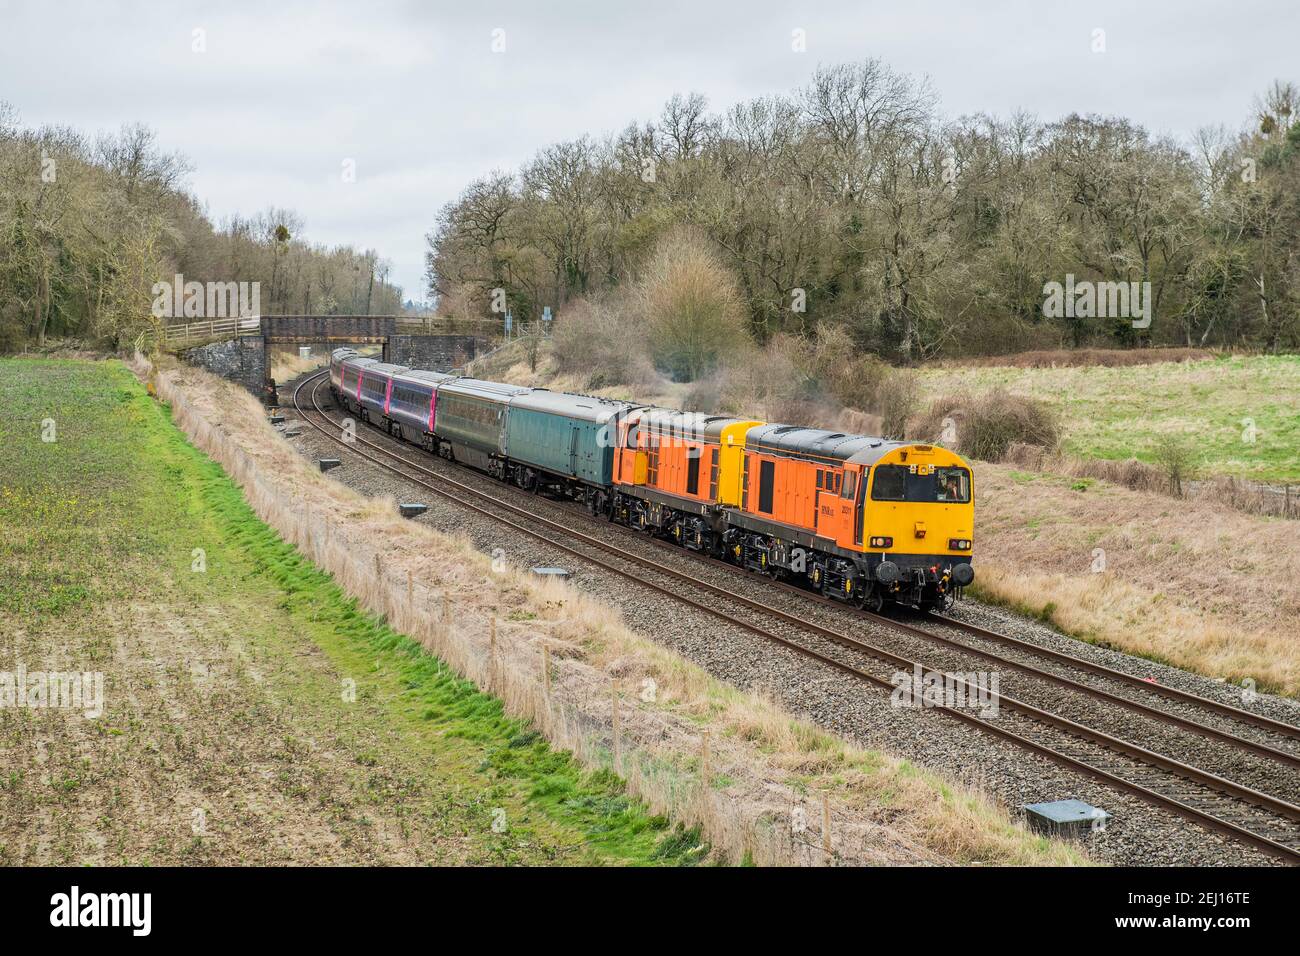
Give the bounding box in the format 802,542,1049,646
162,316,263,346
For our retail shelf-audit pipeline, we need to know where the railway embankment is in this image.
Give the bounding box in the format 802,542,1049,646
130,352,1085,865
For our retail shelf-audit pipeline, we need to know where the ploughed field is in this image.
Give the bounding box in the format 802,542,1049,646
0,358,699,865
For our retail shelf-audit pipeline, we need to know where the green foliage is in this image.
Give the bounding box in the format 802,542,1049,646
918,355,1300,482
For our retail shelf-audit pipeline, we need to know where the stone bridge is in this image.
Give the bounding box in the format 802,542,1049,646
170,315,499,400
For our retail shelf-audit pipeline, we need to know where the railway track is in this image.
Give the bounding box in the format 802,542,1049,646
291,370,1300,863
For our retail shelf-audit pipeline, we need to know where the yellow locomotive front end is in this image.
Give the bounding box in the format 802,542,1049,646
854,443,975,612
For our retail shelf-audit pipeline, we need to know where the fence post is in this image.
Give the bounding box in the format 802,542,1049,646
489,617,498,688
542,643,551,702
611,680,621,771
822,792,833,863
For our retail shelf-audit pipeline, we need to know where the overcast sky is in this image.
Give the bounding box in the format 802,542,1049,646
1,0,1294,301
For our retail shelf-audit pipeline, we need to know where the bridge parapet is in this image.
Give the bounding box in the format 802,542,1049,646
162,314,501,350
261,315,395,343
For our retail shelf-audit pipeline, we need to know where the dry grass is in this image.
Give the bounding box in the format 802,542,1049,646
469,339,1300,698
998,444,1300,518
130,352,1086,866
972,463,1300,697
269,344,331,384
937,347,1219,369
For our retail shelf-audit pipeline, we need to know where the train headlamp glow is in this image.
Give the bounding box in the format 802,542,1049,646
869,536,893,548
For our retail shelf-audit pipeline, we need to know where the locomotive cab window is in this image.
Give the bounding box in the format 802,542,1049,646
686,446,701,495
871,464,907,500
871,463,971,503
935,467,970,503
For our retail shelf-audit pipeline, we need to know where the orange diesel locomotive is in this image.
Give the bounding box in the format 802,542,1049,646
608,410,974,612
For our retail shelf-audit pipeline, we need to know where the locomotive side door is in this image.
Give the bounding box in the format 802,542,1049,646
834,467,863,551
815,466,845,543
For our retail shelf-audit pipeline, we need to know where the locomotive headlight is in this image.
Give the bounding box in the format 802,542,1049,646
949,538,972,551
869,536,893,548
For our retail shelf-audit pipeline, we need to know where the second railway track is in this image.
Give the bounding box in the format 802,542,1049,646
290,369,1300,863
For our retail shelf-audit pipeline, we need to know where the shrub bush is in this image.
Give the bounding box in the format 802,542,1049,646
911,388,1059,461
551,295,655,389
635,229,749,382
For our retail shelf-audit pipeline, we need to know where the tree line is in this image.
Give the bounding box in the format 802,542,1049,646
0,101,402,351
427,60,1300,361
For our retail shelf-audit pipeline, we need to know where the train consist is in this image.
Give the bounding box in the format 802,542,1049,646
329,348,975,612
